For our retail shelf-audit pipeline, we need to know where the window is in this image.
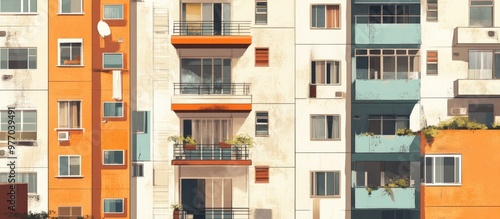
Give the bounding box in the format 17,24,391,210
58,207,82,218
0,110,36,141
103,53,123,69
0,48,36,69
182,119,232,144
427,0,438,21
256,112,269,136
470,0,493,27
255,48,269,67
58,39,82,66
103,102,123,117
132,163,143,177
468,50,500,79
103,5,123,20
366,5,420,24
180,58,232,94
103,150,124,165
59,155,81,176
58,101,81,129
355,49,420,80
104,199,124,213
0,172,37,193
311,115,340,140
368,115,409,135
0,0,36,13
255,1,267,24
132,111,146,134
425,155,461,185
311,5,340,28
427,51,438,75
311,61,340,85
255,166,269,183
469,104,494,127
181,3,231,36
59,0,82,14
354,161,412,187
311,171,340,197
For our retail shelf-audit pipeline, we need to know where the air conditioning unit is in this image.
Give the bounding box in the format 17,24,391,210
58,131,70,141
334,91,344,98
408,72,419,80
488,31,495,37
0,149,6,157
451,107,468,116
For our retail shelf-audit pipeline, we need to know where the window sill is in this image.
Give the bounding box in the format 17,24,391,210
55,128,84,131
310,27,341,30
55,175,84,178
0,13,38,15
57,12,85,15
255,135,270,137
310,139,341,141
310,196,341,198
56,65,84,67
103,163,125,166
311,83,342,86
103,116,124,118
103,18,124,20
423,183,462,186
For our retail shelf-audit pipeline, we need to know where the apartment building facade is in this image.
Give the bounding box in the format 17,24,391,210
48,0,131,218
0,0,48,213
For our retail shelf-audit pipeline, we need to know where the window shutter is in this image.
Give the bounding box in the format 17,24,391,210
309,84,317,98
255,48,269,66
255,166,269,183
427,51,438,63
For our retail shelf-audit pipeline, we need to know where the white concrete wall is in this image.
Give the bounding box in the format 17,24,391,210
0,1,48,213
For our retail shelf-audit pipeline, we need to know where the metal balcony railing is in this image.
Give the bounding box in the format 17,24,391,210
182,208,250,219
173,83,251,95
173,144,250,161
355,15,420,24
173,21,251,36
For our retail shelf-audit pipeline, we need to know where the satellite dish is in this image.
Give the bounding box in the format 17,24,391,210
97,20,111,38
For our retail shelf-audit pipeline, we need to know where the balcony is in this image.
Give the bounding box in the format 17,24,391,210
355,135,420,153
354,79,420,101
171,144,251,165
454,27,500,46
354,187,416,209
454,79,500,96
171,21,252,48
354,15,421,45
175,208,250,219
171,83,252,112
354,0,419,3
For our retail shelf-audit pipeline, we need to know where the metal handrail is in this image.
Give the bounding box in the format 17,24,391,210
173,83,251,95
173,21,251,35
354,15,420,24
172,144,250,161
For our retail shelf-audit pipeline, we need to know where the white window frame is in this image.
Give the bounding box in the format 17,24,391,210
58,0,83,14
354,49,421,80
310,171,341,198
103,53,124,69
103,198,124,213
58,39,83,66
0,48,37,69
0,0,37,14
103,4,124,20
469,0,494,27
103,150,125,165
58,100,82,129
0,172,37,194
58,155,81,177
255,0,267,25
311,4,341,29
132,163,143,177
424,155,462,186
255,111,269,136
58,206,83,218
103,102,124,118
0,109,37,141
310,115,341,140
311,60,341,85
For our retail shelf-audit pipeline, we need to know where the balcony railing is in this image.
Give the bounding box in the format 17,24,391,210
181,208,250,219
355,15,420,24
173,144,250,161
356,71,420,80
173,83,251,95
173,21,251,36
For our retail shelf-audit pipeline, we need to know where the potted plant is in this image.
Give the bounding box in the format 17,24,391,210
225,134,254,160
171,204,183,219
168,135,198,150
218,141,232,149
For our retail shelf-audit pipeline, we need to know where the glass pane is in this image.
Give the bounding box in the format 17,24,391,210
311,6,317,27
23,111,36,123
316,6,325,27
326,172,334,195
59,156,68,175
470,7,493,27
316,172,325,195
397,56,409,79
8,49,28,69
443,157,455,183
30,0,37,12
103,54,123,69
455,157,460,183
368,118,381,135
435,157,444,183
383,56,396,79
382,118,396,135
312,116,325,139
326,115,333,139
1,0,21,12
23,0,28,12
132,111,145,133
1,49,7,69
104,5,123,19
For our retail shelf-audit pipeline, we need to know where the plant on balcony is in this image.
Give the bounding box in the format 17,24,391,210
437,116,487,130
396,128,414,136
383,176,410,201
171,204,183,219
225,134,255,148
168,135,198,150
218,141,232,149
492,122,500,129
358,132,375,136
422,126,438,143
366,185,379,195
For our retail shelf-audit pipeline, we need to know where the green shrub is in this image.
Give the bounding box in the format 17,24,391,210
396,128,414,136
437,117,487,130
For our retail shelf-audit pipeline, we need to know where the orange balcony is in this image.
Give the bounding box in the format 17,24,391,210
171,21,251,48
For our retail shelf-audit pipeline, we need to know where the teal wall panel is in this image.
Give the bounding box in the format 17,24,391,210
355,24,421,45
354,79,420,101
132,111,151,161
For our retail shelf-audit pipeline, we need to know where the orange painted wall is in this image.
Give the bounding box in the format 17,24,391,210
421,130,500,219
